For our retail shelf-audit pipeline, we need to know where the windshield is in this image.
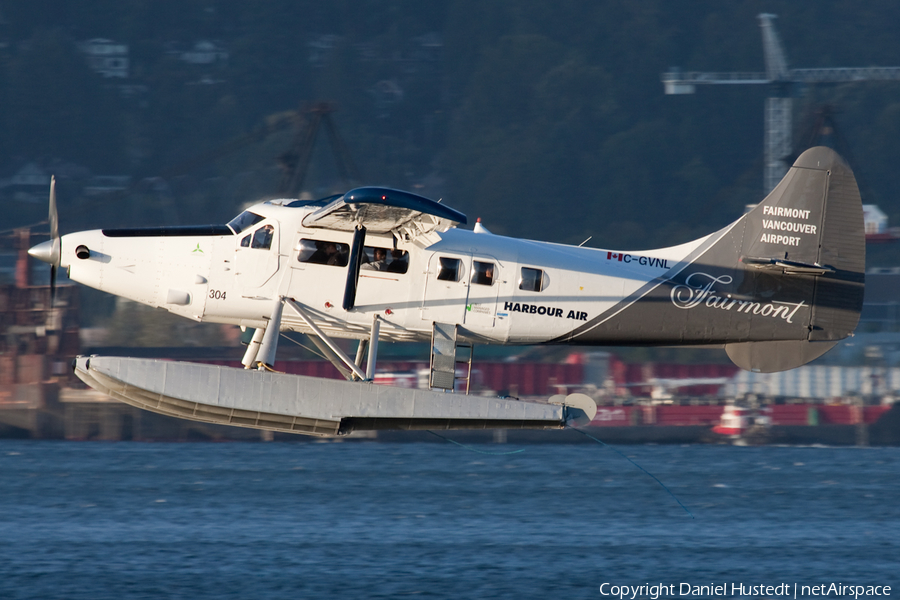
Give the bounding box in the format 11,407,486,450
227,211,264,234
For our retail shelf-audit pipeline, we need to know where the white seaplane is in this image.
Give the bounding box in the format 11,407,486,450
29,147,864,436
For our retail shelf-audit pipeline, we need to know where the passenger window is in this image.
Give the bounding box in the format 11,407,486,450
361,247,409,274
386,249,409,274
437,257,462,282
519,267,548,291
251,225,274,250
296,239,349,267
240,234,250,248
471,261,495,286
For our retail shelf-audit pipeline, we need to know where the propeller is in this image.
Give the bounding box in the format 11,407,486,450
49,175,60,303
26,176,60,304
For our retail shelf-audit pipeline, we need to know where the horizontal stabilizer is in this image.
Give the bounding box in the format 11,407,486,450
73,356,589,436
741,256,834,276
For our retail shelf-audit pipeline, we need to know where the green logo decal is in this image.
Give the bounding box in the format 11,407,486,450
192,243,204,253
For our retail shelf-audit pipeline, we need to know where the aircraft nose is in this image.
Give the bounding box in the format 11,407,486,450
28,240,54,264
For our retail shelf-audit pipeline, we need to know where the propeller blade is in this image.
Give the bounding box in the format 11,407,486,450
49,175,60,266
50,265,57,305
48,175,60,305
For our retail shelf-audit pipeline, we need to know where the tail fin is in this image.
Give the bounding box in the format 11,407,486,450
725,146,865,371
552,146,863,372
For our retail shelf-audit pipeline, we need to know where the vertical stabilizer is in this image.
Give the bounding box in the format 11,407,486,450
725,146,865,371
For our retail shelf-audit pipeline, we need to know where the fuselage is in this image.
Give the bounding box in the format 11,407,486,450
35,147,867,374
56,198,711,345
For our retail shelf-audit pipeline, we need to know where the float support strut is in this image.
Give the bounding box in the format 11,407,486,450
366,315,380,381
256,297,284,370
241,327,266,369
354,339,368,367
284,298,368,381
352,339,368,381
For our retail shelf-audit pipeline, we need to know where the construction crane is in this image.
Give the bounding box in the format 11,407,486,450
662,14,900,195
73,101,360,224
157,101,359,198
276,102,360,198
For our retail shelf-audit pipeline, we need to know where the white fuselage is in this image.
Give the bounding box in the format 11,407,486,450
43,147,867,375
58,200,712,345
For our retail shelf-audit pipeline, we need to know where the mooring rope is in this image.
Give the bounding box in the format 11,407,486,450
426,430,525,455
568,426,694,518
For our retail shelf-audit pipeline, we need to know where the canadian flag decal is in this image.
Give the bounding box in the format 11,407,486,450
607,252,623,261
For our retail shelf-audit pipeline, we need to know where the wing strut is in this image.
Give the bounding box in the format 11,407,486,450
342,224,366,310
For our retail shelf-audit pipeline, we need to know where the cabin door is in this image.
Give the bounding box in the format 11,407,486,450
421,252,471,325
461,255,503,334
234,221,280,289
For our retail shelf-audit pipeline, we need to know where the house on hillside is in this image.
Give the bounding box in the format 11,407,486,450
179,40,228,65
0,163,51,203
308,34,342,68
0,161,106,204
79,38,129,78
0,5,9,51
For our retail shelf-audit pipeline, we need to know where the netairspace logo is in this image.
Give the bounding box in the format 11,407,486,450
599,582,892,599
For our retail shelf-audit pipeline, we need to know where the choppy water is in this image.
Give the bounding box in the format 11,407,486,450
0,441,897,599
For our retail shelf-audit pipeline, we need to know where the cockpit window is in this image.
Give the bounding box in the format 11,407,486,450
227,211,265,234
251,225,274,250
240,234,250,247
297,239,349,267
519,267,549,291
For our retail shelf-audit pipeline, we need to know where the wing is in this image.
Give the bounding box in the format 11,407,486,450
301,187,467,242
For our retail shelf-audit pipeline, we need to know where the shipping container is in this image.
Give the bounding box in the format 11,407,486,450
728,365,900,399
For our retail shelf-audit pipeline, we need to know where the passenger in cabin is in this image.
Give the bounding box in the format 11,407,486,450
307,241,327,264
471,261,495,285
309,241,341,265
326,242,345,266
362,248,389,271
387,249,409,274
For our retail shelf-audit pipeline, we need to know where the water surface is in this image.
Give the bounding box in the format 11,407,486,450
0,441,897,599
